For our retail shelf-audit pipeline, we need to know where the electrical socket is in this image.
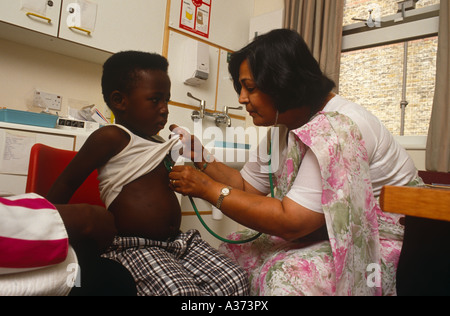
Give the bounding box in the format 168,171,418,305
33,89,62,111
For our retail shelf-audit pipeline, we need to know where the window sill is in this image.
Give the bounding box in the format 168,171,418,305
394,135,427,150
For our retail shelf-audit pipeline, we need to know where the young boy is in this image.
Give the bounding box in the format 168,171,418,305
47,51,249,296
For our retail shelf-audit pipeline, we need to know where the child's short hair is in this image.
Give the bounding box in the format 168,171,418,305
101,51,169,107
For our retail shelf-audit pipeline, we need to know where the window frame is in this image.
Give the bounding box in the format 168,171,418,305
339,3,440,143
342,4,440,52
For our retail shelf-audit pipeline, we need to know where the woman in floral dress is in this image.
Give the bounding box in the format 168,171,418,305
169,29,421,296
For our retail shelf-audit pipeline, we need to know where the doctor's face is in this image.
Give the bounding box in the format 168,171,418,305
238,60,278,127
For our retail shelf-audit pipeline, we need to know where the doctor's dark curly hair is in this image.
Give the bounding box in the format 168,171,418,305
228,29,335,114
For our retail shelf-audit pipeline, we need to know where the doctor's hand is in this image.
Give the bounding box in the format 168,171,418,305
169,124,211,166
169,165,216,199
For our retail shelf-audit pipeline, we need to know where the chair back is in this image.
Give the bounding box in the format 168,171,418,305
26,143,104,207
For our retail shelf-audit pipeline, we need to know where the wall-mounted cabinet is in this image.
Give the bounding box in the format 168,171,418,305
0,0,62,37
58,0,167,55
0,0,167,63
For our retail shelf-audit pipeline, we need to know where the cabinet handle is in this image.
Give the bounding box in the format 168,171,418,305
26,12,52,23
69,26,91,36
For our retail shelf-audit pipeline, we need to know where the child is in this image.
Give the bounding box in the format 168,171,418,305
47,51,249,296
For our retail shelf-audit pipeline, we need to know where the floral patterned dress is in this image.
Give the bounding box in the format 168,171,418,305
219,112,422,296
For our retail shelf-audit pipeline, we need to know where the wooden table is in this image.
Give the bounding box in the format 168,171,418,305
380,185,450,222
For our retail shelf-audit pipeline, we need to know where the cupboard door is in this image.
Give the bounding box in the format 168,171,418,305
58,0,167,54
0,0,62,37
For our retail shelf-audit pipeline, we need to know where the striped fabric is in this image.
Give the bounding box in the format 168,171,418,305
0,194,69,275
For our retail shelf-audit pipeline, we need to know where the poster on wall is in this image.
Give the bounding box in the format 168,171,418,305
179,0,212,38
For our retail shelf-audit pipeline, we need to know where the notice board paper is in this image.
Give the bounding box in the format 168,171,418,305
180,0,212,38
21,0,47,15
0,130,36,176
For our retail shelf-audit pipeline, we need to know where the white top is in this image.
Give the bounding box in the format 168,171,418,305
97,125,181,208
241,95,417,213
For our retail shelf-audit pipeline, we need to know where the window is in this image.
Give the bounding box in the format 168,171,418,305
343,0,441,26
339,0,440,136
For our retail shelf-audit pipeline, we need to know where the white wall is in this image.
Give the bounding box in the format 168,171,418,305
0,38,105,116
254,0,284,16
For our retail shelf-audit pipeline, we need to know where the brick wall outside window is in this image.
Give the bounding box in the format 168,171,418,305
339,0,440,136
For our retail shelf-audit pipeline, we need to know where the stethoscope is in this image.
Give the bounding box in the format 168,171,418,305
165,111,279,245
164,157,265,245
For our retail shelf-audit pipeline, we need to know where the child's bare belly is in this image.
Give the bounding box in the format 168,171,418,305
108,163,182,241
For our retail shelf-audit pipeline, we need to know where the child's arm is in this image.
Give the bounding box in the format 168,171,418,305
46,126,130,204
55,203,117,253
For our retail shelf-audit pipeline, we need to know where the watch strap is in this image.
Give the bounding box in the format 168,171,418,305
216,186,232,209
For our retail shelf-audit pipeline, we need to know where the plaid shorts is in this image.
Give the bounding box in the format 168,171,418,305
102,230,249,296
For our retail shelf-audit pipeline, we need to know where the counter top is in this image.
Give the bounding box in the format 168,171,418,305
0,121,94,137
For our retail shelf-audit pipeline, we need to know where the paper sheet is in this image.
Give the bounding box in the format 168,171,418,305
21,0,47,15
0,130,36,176
78,0,97,31
66,0,97,31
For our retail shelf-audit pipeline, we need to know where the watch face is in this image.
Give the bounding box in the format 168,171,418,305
222,188,230,195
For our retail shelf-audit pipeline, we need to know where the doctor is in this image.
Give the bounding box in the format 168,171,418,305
169,29,420,296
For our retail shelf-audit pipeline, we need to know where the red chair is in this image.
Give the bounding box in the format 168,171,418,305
26,143,104,207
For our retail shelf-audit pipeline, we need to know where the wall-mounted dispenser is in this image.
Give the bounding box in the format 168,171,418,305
182,41,209,86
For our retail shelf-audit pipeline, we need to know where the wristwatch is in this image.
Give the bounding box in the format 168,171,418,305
216,186,232,209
